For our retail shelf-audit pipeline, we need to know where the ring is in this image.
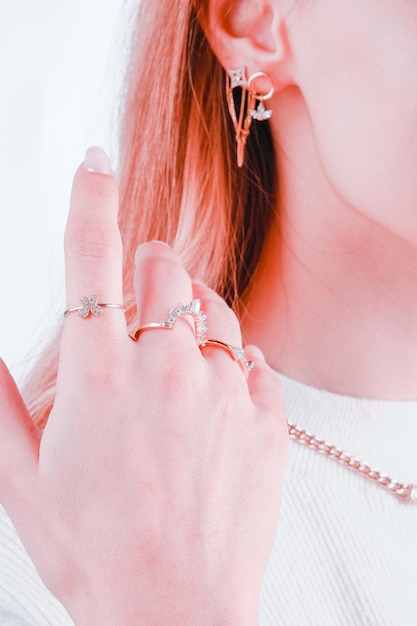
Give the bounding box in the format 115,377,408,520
130,299,207,346
200,339,255,376
64,295,126,319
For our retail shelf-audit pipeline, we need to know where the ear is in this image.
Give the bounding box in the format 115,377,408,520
197,0,295,90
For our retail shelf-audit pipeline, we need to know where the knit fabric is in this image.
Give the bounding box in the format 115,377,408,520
1,371,416,625
260,372,417,626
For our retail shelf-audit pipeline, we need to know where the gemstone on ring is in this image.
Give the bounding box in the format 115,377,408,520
78,295,103,318
227,345,255,372
130,299,208,346
200,340,255,376
64,296,126,318
166,300,208,346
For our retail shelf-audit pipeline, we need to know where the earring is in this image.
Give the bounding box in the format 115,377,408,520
226,68,275,168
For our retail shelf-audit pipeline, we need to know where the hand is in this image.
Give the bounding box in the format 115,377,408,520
0,147,289,626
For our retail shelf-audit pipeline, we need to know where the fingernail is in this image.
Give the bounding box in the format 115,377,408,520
83,146,113,175
135,240,172,266
149,240,170,247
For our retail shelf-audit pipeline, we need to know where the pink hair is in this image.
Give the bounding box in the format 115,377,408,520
25,0,277,430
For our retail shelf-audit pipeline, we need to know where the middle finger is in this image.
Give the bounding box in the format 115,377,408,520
133,242,199,348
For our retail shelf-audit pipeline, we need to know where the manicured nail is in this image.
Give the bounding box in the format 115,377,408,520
83,146,113,175
149,240,170,247
135,240,172,268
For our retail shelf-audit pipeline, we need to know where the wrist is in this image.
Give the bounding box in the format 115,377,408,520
73,607,259,626
64,569,260,625
69,590,259,626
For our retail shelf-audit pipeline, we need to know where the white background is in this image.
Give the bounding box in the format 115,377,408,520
0,1,136,383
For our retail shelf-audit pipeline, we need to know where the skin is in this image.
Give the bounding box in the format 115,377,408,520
0,0,415,621
205,0,417,399
0,149,288,624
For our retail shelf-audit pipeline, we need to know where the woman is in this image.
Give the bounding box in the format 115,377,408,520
1,0,416,624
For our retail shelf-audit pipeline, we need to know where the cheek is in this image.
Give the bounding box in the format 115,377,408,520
297,0,417,242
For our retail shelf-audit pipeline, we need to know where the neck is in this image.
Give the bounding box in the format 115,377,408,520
240,88,417,400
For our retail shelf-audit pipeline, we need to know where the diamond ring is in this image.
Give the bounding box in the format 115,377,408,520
200,339,255,377
64,295,126,319
130,299,207,346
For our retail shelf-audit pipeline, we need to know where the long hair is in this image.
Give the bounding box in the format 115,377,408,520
25,0,278,430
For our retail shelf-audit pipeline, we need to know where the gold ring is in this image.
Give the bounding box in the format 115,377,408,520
130,299,207,346
64,295,126,319
200,339,255,377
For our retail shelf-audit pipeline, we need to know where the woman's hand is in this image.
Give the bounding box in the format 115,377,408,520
0,148,289,626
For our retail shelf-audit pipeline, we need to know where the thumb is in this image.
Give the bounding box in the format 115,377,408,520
0,359,39,504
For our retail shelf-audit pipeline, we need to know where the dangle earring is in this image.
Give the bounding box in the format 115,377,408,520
226,67,275,168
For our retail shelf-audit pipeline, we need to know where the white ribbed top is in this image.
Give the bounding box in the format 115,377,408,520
1,371,417,625
260,371,417,626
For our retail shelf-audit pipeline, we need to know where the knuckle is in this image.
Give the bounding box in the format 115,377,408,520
135,256,191,304
149,348,206,406
218,369,246,401
64,335,129,394
86,345,128,388
75,359,126,401
258,407,289,454
65,223,122,259
207,296,239,325
79,173,119,204
136,254,183,282
157,346,201,383
0,448,12,494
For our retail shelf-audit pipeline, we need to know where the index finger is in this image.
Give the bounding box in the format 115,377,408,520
62,147,127,345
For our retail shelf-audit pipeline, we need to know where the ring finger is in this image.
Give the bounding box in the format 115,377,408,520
191,281,252,377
